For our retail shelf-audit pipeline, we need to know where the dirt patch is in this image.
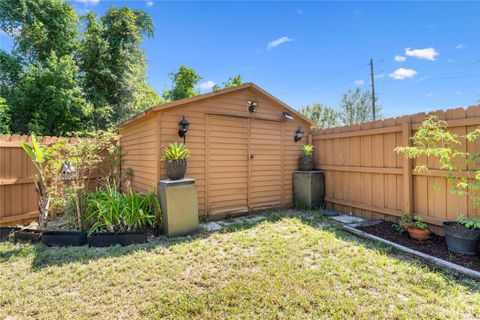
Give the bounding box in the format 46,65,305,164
357,221,480,271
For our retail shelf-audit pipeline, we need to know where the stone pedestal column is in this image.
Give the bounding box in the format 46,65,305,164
293,171,325,210
158,178,199,237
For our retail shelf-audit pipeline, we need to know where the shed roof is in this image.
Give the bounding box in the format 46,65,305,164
118,82,316,128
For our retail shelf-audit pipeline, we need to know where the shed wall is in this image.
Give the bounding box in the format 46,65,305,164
157,87,310,217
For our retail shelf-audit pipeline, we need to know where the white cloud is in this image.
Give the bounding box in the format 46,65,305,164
405,47,439,61
354,79,364,86
394,55,406,62
389,68,417,80
267,36,293,50
456,43,466,49
73,0,100,6
197,80,216,91
374,73,385,79
456,91,462,95
146,1,154,7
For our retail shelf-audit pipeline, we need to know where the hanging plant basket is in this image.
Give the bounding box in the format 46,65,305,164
165,159,187,180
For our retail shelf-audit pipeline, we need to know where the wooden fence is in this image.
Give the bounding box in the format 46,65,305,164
312,105,480,234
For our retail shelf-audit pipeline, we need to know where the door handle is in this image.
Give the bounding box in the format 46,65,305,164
250,154,254,160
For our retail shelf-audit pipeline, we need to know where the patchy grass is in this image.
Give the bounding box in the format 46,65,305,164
1,210,479,319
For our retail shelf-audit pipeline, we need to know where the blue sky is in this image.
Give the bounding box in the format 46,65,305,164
1,1,479,118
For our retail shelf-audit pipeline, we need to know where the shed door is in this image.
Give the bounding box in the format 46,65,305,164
249,119,283,209
206,115,249,215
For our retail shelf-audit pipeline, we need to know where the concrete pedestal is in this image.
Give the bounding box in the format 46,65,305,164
293,171,325,210
158,178,198,237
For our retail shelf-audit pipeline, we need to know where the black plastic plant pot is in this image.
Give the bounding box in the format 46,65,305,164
0,227,20,241
41,231,88,247
443,221,480,255
13,229,43,243
88,231,147,247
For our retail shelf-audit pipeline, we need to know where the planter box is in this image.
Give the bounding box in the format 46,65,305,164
13,229,43,243
88,231,147,247
41,231,88,247
0,227,20,241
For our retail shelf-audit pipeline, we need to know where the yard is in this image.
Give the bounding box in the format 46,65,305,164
1,210,479,319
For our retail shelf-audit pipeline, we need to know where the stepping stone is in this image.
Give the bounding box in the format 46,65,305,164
202,222,223,231
322,209,340,217
247,215,266,223
330,214,365,224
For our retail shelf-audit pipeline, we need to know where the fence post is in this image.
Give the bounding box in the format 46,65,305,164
402,122,413,214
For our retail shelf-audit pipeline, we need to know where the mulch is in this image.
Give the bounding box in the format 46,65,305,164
357,221,480,272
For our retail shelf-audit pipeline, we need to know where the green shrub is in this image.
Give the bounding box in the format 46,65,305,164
85,183,160,235
457,215,480,229
393,214,428,234
161,142,190,161
302,144,314,157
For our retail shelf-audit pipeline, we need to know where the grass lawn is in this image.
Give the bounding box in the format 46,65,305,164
1,210,479,319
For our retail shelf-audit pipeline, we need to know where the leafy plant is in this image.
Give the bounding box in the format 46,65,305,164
393,214,428,234
161,142,190,161
457,215,480,229
302,144,314,157
20,134,50,227
396,115,480,215
85,182,160,235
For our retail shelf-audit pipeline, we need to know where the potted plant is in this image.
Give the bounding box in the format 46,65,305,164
85,183,160,247
0,227,20,241
393,214,431,241
161,142,190,180
396,116,480,253
443,216,480,255
299,144,314,171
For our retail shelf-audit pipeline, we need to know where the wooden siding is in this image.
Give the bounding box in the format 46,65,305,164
120,113,158,193
312,106,480,234
154,87,311,218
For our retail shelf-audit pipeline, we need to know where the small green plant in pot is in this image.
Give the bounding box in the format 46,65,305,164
161,142,190,180
299,144,314,171
393,214,431,241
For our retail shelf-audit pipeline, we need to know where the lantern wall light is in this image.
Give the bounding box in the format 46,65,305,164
178,116,189,143
247,100,258,113
294,127,304,142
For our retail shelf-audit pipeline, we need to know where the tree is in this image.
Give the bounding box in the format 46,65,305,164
0,97,10,133
213,74,243,91
0,0,79,62
162,65,201,101
299,103,339,128
338,88,382,126
79,8,157,128
11,53,91,135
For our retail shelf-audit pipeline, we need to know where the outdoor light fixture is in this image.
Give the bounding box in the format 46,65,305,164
294,127,304,142
282,111,294,121
178,116,189,143
246,100,258,113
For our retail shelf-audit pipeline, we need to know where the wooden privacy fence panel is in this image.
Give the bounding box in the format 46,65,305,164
312,105,480,232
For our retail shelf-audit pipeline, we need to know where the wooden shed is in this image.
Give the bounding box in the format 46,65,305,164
118,83,315,219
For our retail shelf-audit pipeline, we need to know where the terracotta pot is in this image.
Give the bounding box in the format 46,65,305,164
164,159,187,180
407,227,431,241
299,157,314,171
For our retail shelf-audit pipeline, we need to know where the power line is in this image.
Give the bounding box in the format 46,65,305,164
276,63,369,96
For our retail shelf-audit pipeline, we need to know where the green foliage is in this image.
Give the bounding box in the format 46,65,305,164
20,134,51,226
213,75,243,91
302,144,314,157
0,97,10,133
162,65,201,101
458,215,480,230
393,213,429,234
0,0,79,61
396,115,480,214
161,142,191,161
299,103,339,128
338,88,382,125
79,8,157,128
85,182,160,235
11,53,92,135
